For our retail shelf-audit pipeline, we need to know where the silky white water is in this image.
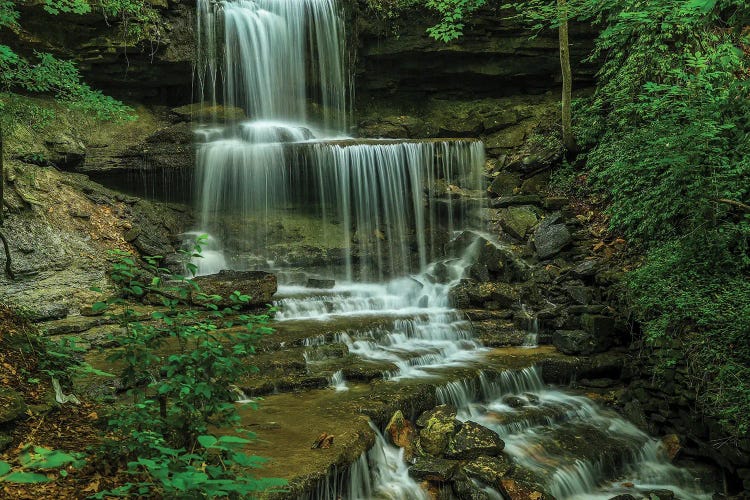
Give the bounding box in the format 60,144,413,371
436,367,711,499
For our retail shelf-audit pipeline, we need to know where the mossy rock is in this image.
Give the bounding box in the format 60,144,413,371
0,387,27,424
463,455,514,490
417,405,459,456
498,207,538,241
445,421,505,459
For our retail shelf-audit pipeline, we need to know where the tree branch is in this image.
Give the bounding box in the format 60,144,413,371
714,198,750,213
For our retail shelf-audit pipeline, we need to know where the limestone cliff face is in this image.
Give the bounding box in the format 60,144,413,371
4,0,195,105
351,3,595,103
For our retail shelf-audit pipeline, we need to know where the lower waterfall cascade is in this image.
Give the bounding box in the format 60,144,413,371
268,238,714,500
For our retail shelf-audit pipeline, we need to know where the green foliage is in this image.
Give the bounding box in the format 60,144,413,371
0,445,85,484
502,0,750,435
424,0,486,41
0,0,164,122
94,237,285,497
97,0,162,44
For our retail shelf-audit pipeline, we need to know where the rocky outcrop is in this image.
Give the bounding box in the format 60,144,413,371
0,161,191,317
4,1,195,105
385,407,554,500
192,271,278,308
353,3,596,103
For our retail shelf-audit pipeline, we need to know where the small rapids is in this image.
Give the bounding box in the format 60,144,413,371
278,237,487,381
305,423,428,500
436,367,711,500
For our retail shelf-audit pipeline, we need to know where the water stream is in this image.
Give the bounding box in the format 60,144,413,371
192,1,714,498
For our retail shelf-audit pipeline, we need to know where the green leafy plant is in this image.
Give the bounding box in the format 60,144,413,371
92,237,285,497
0,446,85,484
500,0,750,435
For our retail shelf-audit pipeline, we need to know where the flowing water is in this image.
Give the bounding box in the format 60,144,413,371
192,1,714,498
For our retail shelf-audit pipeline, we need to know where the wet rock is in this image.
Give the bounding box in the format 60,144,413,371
488,173,521,196
608,495,637,500
644,490,675,500
533,215,571,259
498,207,538,240
146,122,193,144
500,467,552,500
661,434,681,461
192,270,277,308
503,396,527,408
491,195,542,208
580,314,616,338
553,329,612,355
472,321,526,347
463,455,513,489
306,278,335,289
386,410,417,459
408,455,459,482
452,479,493,500
417,405,459,456
470,283,520,308
450,280,520,309
0,387,27,424
170,103,246,122
45,134,86,170
445,421,504,459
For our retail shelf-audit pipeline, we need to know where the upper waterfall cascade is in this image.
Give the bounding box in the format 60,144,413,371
194,0,484,280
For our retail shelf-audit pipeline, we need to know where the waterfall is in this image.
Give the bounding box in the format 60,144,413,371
304,422,428,500
434,367,711,500
194,0,484,279
192,2,712,499
196,0,346,130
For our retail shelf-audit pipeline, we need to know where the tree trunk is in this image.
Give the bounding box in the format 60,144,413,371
558,0,577,153
0,121,14,280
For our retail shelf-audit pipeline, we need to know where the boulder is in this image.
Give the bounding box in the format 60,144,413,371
499,466,553,500
498,207,538,241
417,405,459,456
192,270,277,308
463,455,513,489
491,195,542,208
661,434,681,461
553,329,612,355
572,259,598,278
566,285,594,305
385,410,417,459
534,215,572,259
580,314,616,338
452,479,494,500
488,173,521,197
445,421,505,460
0,387,27,424
408,455,459,482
